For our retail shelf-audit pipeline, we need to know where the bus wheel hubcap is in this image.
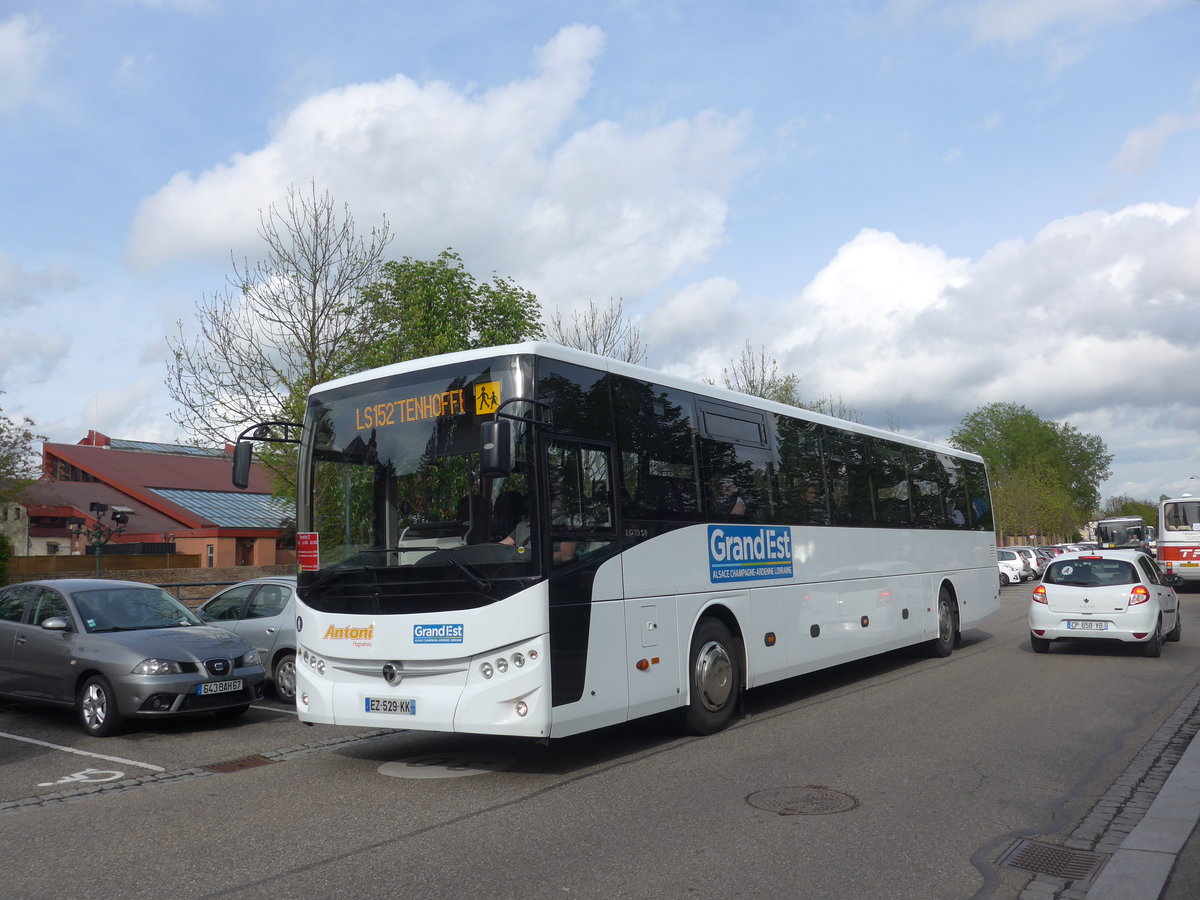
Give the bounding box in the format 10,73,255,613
694,641,733,712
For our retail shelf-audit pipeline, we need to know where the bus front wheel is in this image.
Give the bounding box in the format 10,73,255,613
683,618,741,735
926,588,957,658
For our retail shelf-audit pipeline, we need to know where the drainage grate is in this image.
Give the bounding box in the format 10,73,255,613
202,755,275,774
746,786,859,816
997,839,1108,883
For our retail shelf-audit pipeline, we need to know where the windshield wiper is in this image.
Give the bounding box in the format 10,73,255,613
302,564,377,595
398,545,491,591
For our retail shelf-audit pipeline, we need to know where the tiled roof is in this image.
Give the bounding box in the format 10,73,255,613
39,439,283,531
149,488,293,529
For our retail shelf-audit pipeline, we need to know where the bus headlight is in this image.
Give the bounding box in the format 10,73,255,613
515,701,528,717
301,648,327,676
496,657,508,673
480,662,494,679
512,652,525,668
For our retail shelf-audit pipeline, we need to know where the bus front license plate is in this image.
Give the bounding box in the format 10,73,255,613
198,679,243,695
1067,621,1107,631
366,697,416,715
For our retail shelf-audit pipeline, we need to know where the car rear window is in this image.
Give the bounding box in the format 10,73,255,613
1044,559,1138,587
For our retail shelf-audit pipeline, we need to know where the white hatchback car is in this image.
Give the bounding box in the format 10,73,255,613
1029,550,1183,656
998,559,1023,585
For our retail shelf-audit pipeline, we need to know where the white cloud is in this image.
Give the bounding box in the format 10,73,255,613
649,199,1200,498
127,25,752,311
0,253,79,311
0,326,69,386
0,12,54,113
964,0,1172,44
1113,112,1200,172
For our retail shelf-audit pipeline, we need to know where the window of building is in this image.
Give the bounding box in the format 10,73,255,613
206,544,215,567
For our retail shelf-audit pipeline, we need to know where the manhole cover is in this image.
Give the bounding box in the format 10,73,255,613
202,756,275,774
997,839,1107,883
746,786,859,816
378,753,516,779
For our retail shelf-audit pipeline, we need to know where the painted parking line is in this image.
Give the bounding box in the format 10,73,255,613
251,703,297,715
0,731,165,772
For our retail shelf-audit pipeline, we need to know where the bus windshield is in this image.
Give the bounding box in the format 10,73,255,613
1162,500,1200,532
297,354,539,607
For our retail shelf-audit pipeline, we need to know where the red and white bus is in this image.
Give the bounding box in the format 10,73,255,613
1158,494,1200,584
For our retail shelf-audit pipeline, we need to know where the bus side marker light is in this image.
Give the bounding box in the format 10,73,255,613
636,659,649,671
860,616,869,628
764,632,776,646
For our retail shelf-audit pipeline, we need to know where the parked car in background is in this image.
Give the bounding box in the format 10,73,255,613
0,579,265,736
1029,550,1183,656
1005,546,1045,579
197,576,297,701
998,559,1024,586
997,548,1035,581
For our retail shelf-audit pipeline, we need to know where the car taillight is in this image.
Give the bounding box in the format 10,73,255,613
1129,585,1151,605
1033,585,1048,604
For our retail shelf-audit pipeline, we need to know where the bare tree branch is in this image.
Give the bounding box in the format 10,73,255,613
547,297,647,364
166,181,392,455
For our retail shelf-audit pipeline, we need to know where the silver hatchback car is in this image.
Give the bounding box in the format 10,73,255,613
0,579,266,736
197,576,298,702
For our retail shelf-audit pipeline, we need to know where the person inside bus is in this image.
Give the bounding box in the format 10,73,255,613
716,477,747,517
499,519,531,551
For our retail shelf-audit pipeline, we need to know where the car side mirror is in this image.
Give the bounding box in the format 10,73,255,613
40,616,71,631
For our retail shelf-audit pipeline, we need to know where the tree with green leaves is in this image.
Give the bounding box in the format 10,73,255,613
1099,494,1157,524
353,249,543,371
950,402,1112,540
0,394,45,503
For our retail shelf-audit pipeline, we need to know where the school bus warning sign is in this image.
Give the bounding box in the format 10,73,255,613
474,381,501,415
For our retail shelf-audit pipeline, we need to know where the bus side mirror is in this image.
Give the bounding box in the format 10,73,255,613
232,441,253,489
480,419,512,477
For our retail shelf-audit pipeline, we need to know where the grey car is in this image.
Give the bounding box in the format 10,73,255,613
197,576,297,702
0,579,266,736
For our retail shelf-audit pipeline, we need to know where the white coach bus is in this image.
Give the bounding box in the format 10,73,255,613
233,343,998,738
1158,494,1200,584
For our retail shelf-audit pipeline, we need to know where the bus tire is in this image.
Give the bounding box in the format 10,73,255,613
683,618,741,735
926,588,957,658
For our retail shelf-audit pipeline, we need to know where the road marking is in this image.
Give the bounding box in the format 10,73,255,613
0,731,165,772
251,703,297,715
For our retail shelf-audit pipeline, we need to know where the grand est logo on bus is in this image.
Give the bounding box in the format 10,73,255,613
707,524,794,583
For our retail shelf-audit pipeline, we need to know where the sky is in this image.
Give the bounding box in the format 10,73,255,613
2,0,1200,504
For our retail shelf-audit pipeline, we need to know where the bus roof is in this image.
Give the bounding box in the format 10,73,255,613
310,341,985,463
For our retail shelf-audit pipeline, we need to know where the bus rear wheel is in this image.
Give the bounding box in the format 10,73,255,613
683,618,740,735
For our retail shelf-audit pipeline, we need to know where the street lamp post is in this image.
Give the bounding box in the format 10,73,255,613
68,502,129,578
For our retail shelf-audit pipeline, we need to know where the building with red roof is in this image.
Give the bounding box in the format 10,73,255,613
12,431,294,568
